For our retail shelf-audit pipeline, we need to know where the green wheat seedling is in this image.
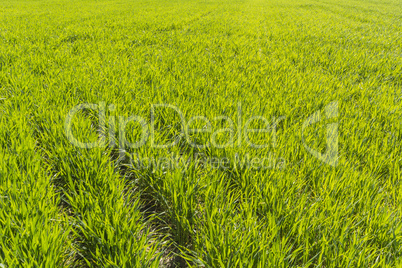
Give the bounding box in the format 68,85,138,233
0,0,401,267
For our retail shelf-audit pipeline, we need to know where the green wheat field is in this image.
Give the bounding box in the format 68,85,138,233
0,0,401,267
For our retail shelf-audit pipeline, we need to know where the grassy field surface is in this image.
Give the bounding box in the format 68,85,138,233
0,0,401,267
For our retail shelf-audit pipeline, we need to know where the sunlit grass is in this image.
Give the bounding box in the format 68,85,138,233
0,0,401,266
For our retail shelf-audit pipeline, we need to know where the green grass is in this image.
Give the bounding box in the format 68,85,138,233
0,0,401,267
